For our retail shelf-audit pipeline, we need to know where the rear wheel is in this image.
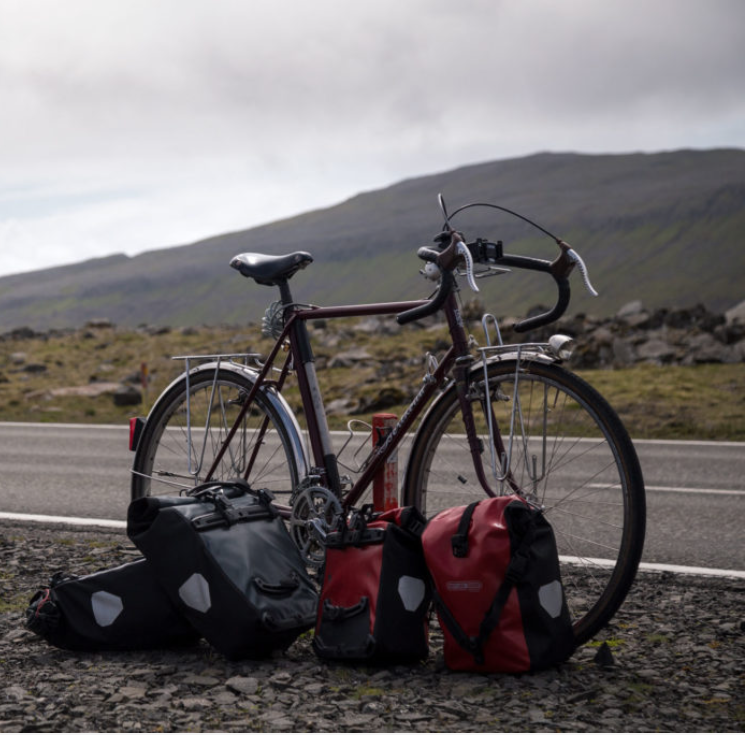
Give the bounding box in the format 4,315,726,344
131,368,301,503
404,359,646,644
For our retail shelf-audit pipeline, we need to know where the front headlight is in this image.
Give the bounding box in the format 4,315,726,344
548,334,576,361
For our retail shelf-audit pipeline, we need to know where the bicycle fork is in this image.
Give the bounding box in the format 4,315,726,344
454,358,549,502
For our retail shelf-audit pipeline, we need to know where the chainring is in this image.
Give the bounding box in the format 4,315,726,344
289,486,343,569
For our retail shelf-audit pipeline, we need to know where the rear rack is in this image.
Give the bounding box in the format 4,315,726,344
170,353,263,481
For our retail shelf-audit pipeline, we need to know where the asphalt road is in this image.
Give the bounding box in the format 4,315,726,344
0,422,743,571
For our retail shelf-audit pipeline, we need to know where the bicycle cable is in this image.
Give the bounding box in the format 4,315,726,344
444,201,563,244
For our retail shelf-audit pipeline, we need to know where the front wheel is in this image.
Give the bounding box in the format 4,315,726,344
404,359,646,645
131,367,302,502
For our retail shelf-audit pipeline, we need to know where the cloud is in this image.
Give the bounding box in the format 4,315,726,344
0,0,743,276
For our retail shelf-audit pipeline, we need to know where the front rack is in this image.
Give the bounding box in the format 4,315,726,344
476,314,559,494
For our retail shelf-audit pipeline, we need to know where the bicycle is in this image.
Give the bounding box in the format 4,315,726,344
130,194,646,645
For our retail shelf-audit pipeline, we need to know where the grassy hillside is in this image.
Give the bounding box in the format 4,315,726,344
1,321,743,441
0,149,743,331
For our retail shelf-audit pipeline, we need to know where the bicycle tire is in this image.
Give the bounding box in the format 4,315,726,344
404,358,646,645
131,367,301,502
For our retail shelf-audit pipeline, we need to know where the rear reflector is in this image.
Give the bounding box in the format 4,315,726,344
129,417,145,452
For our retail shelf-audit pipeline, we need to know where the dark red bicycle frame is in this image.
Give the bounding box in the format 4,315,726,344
204,289,498,512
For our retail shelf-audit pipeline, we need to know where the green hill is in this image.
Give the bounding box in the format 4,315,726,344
1,149,743,331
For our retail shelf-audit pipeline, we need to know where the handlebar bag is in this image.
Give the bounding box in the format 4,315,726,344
313,506,431,662
127,481,318,660
25,559,199,651
421,496,575,673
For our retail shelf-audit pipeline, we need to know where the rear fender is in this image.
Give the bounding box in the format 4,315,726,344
142,360,310,480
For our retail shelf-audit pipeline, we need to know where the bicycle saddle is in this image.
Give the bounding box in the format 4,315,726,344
230,251,313,286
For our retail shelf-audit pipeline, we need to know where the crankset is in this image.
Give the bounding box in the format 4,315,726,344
289,484,343,569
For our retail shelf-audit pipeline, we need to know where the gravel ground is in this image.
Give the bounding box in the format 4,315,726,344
1,520,743,733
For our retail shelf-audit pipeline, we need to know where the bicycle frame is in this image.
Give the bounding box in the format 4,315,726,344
202,289,488,513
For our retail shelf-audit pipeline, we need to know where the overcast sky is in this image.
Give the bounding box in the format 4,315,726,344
1,0,743,277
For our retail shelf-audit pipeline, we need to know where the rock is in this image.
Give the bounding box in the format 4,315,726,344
328,348,374,368
725,299,745,325
325,398,356,415
624,312,652,329
25,382,121,400
612,338,637,367
4,685,28,702
636,338,678,364
10,327,36,340
714,322,745,345
225,676,260,695
682,333,739,365
593,642,616,668
352,317,400,335
617,300,645,319
21,363,47,374
354,386,406,413
85,318,114,329
140,325,171,335
113,384,143,406
591,327,614,347
664,304,722,331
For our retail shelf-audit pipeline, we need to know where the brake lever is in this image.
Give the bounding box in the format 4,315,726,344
456,241,479,293
565,247,599,297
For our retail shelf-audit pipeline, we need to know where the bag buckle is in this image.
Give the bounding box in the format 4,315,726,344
451,533,469,558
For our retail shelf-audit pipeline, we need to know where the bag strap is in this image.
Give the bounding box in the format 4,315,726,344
476,515,536,647
190,485,278,530
189,479,276,508
325,506,386,548
253,573,301,595
451,501,480,558
396,506,428,537
431,587,485,661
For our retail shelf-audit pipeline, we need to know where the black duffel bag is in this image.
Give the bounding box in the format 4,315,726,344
25,558,199,651
127,481,318,660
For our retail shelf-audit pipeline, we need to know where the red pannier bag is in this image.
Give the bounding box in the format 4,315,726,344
422,495,575,673
313,506,431,662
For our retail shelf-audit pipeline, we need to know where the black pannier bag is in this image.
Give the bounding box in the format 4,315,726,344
421,495,576,673
25,559,199,651
313,505,431,662
127,481,318,660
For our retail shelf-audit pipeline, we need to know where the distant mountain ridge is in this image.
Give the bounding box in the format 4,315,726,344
0,149,743,331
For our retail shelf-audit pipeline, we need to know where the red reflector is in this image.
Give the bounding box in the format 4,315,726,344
129,417,145,451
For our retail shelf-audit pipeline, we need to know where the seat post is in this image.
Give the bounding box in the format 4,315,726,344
278,279,294,308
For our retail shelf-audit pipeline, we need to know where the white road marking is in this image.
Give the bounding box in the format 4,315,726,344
0,511,126,529
588,482,745,496
560,554,745,579
2,511,744,579
645,485,745,496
